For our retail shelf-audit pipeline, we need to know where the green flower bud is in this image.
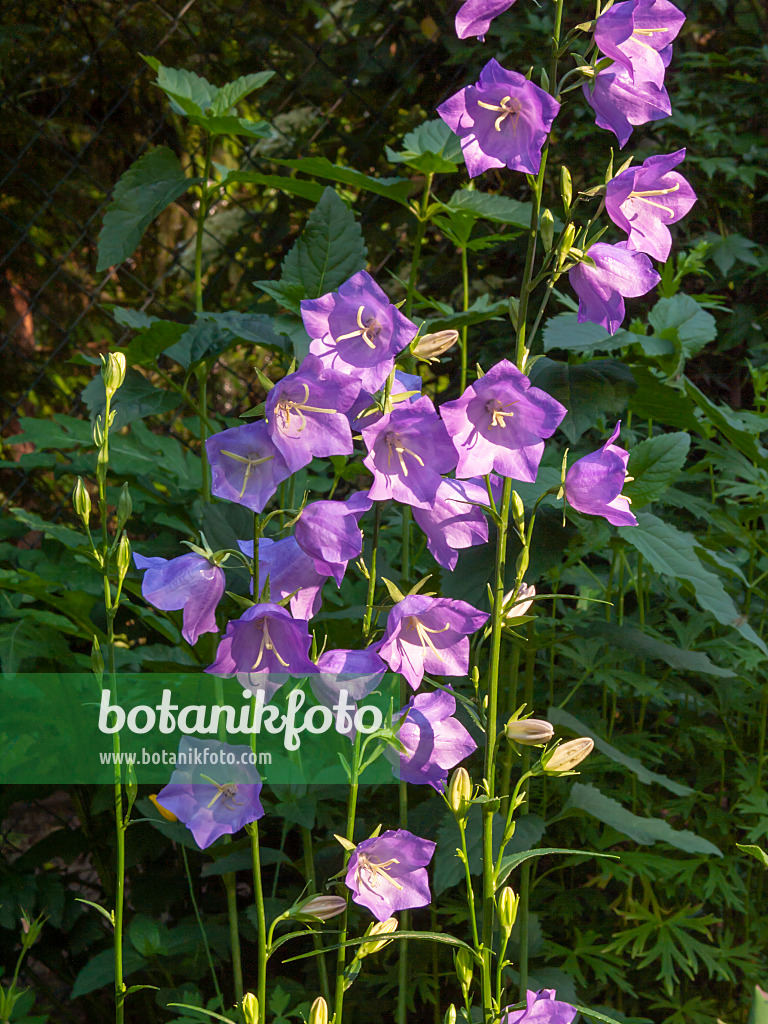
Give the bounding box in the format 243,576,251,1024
116,533,131,582
541,737,594,775
309,996,328,1024
455,947,474,999
511,490,525,529
116,482,132,533
101,352,126,397
20,911,46,949
73,477,91,526
508,297,520,332
444,1004,457,1024
560,166,573,211
540,209,555,252
498,886,519,934
242,993,259,1024
447,766,472,819
357,916,398,958
92,636,104,682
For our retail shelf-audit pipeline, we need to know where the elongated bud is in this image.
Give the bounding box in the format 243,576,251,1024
540,209,554,252
358,916,398,958
455,947,474,999
117,533,131,582
116,482,132,533
560,166,573,211
242,993,258,1024
448,766,472,819
511,490,525,529
541,737,594,774
148,794,178,822
125,761,138,818
413,329,459,361
292,895,347,922
515,546,529,580
505,715,554,747
101,352,126,397
444,1005,457,1024
309,997,328,1024
558,224,577,269
20,911,45,949
73,478,91,525
91,636,104,682
498,886,519,934
508,296,520,332
502,583,536,620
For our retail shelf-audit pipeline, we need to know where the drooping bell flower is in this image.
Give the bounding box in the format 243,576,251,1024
238,537,329,620
362,395,458,509
455,0,517,39
564,421,637,527
440,360,567,482
155,736,264,850
206,421,291,514
437,59,560,178
294,491,373,585
344,829,436,921
583,63,671,148
207,603,317,676
595,0,685,86
133,552,224,645
568,242,660,335
310,646,388,739
301,271,418,392
412,477,492,571
264,354,361,473
388,689,477,791
501,989,577,1024
379,594,489,691
606,149,696,261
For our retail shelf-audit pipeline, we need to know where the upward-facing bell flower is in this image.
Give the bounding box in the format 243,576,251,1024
455,0,517,39
440,360,567,482
133,551,224,645
437,59,560,178
301,271,418,392
502,989,577,1024
206,603,317,676
265,354,360,473
569,242,660,335
206,421,291,514
344,829,436,921
564,421,637,527
595,0,686,86
583,62,671,148
606,149,696,261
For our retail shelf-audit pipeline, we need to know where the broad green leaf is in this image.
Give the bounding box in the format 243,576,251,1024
624,431,691,507
187,114,271,138
252,278,305,314
71,947,147,999
280,187,367,299
82,368,181,426
564,783,722,855
627,366,699,431
210,71,275,114
142,56,217,116
385,118,464,174
497,846,618,888
200,847,290,876
647,294,717,359
163,320,230,369
749,985,768,1024
112,307,157,330
96,147,197,271
195,311,290,351
9,508,87,551
444,189,533,227
581,621,734,678
421,294,508,334
685,377,768,469
276,157,412,206
529,358,636,443
218,169,325,202
736,843,768,869
548,707,694,795
619,511,768,655
129,915,165,956
700,231,762,276
543,313,633,354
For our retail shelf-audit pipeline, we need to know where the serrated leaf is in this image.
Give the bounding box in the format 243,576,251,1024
385,119,465,174
543,312,633,354
421,294,508,334
210,71,275,114
700,231,762,276
624,431,690,507
82,368,181,426
96,147,197,271
627,366,699,431
142,56,217,116
187,114,271,137
118,319,187,367
9,508,87,551
276,157,412,206
444,189,534,227
529,358,636,443
648,294,717,359
685,376,768,469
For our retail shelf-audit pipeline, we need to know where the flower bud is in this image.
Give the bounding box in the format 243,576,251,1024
149,794,178,822
116,482,132,532
541,737,594,774
447,767,472,819
505,716,554,747
502,583,536,620
91,636,104,682
101,351,126,397
511,491,525,529
73,478,91,525
498,886,519,934
116,533,131,582
358,916,398,958
515,546,529,580
455,947,474,999
242,993,258,1024
559,225,577,267
444,1005,457,1024
560,166,572,211
540,209,555,252
292,895,347,923
508,297,520,331
309,997,328,1024
412,329,459,361
20,911,45,949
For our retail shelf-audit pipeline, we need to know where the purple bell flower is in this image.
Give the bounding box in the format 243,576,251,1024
583,63,671,148
412,477,492,571
294,491,373,586
379,594,489,691
301,271,418,392
440,360,567,482
350,370,423,430
606,149,696,262
155,736,264,850
502,989,577,1024
344,829,436,921
455,0,517,40
311,646,388,739
564,421,637,527
437,59,560,178
595,0,685,86
206,421,291,514
388,689,477,791
362,395,458,509
206,603,317,676
264,353,361,473
569,242,660,335
133,552,224,645
238,537,328,620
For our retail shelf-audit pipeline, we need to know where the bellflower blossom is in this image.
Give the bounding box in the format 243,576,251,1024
238,537,328,620
564,421,637,527
133,552,224,645
606,149,696,261
207,603,317,676
388,689,476,791
441,360,567,482
455,0,517,40
345,829,436,921
362,395,458,509
412,477,493,571
502,989,577,1024
569,242,660,335
350,370,422,429
264,354,360,472
155,737,264,850
437,59,560,178
310,646,387,738
207,421,291,513
301,271,418,392
583,63,671,148
595,0,686,85
379,594,489,691
294,491,373,585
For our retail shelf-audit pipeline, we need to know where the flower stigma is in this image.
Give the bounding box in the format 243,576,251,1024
221,449,275,498
627,182,680,216
336,306,383,349
384,432,425,477
407,617,451,661
251,619,289,671
486,397,519,428
476,94,522,132
200,776,243,811
273,382,336,435
355,853,404,893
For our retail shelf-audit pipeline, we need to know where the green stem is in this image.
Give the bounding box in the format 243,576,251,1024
182,844,224,1011
460,245,470,393
193,136,214,501
398,700,409,1024
301,827,331,1005
401,506,412,586
405,173,434,322
458,816,480,950
517,628,536,1001
363,503,382,639
250,822,267,1024
333,736,361,1024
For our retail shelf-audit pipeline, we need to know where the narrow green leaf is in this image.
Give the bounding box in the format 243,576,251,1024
276,156,412,205
685,377,768,469
497,846,618,888
219,169,326,202
187,114,271,137
736,843,768,869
